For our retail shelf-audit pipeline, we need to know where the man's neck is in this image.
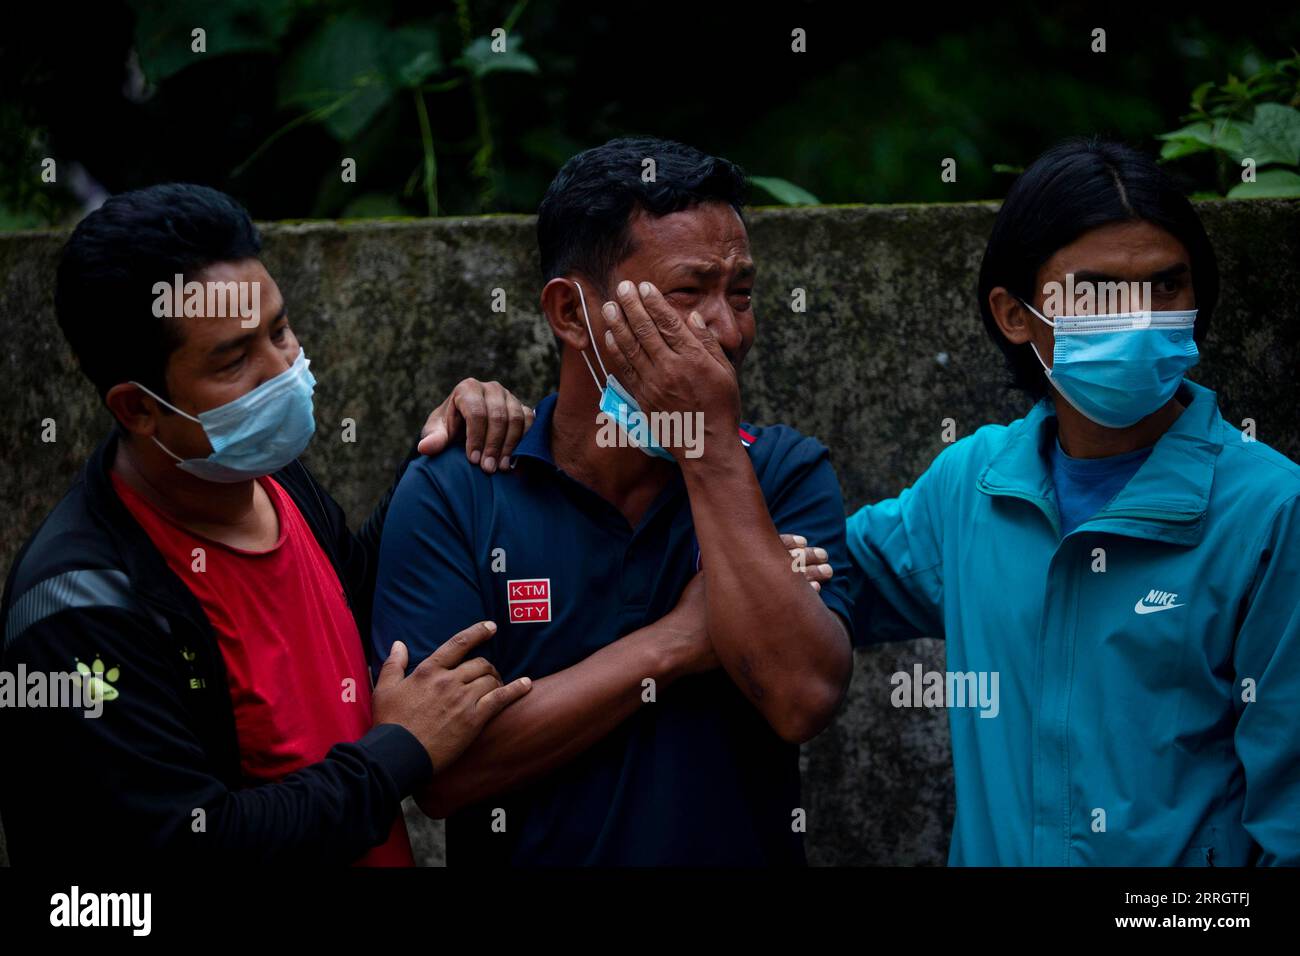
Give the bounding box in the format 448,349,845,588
549,370,676,528
1052,393,1185,459
112,433,264,533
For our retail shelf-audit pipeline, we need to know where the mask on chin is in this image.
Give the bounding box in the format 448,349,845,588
571,280,676,461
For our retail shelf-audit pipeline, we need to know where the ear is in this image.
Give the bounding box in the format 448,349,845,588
541,277,593,352
988,286,1034,346
105,383,163,438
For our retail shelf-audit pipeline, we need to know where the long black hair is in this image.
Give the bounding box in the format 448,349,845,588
977,138,1219,399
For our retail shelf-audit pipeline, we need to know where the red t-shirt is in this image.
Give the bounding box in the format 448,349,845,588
112,470,414,866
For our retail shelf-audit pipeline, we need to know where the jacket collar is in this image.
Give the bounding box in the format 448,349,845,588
976,379,1223,545
83,428,199,620
84,429,338,618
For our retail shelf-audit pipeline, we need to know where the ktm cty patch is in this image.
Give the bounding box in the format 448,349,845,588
507,578,551,623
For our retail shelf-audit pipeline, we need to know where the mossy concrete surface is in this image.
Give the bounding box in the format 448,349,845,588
1,200,1297,866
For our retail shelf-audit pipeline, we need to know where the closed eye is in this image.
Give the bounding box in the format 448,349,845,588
668,287,704,306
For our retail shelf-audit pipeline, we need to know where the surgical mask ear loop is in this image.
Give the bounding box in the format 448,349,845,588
129,381,204,424
572,280,610,393
1021,301,1098,422
128,380,203,464
1019,298,1057,328
1029,340,1053,378
149,436,186,463
1017,297,1057,375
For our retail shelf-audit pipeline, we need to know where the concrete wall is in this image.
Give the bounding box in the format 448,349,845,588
2,200,1297,866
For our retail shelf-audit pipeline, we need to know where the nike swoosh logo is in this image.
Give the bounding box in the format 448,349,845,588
1134,601,1185,615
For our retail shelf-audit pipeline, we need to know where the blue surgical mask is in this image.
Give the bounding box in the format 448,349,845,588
132,349,318,482
572,281,676,461
1021,300,1198,428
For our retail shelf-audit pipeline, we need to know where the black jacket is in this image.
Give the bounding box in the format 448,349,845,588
0,431,429,864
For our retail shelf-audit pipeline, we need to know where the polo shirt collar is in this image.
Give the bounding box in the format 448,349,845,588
510,392,689,532
512,393,559,467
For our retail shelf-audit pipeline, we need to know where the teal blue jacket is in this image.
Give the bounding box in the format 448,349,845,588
845,380,1300,865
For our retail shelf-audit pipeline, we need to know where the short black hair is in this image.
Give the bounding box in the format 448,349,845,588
55,183,263,400
537,136,748,293
977,138,1219,400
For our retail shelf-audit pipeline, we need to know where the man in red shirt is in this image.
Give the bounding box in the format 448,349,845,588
0,184,534,864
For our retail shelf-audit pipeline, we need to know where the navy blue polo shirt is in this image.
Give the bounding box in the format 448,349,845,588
370,393,854,865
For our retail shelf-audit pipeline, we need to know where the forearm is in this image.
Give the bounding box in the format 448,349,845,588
416,620,688,818
9,706,423,866
682,440,851,742
204,724,427,863
6,621,426,865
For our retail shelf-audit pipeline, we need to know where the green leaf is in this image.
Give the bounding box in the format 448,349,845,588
1159,137,1213,161
1223,74,1251,100
749,176,820,205
278,14,394,142
129,0,295,82
1227,168,1300,198
459,35,540,78
383,26,443,89
1157,119,1247,160
1238,103,1300,168
1189,80,1215,113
